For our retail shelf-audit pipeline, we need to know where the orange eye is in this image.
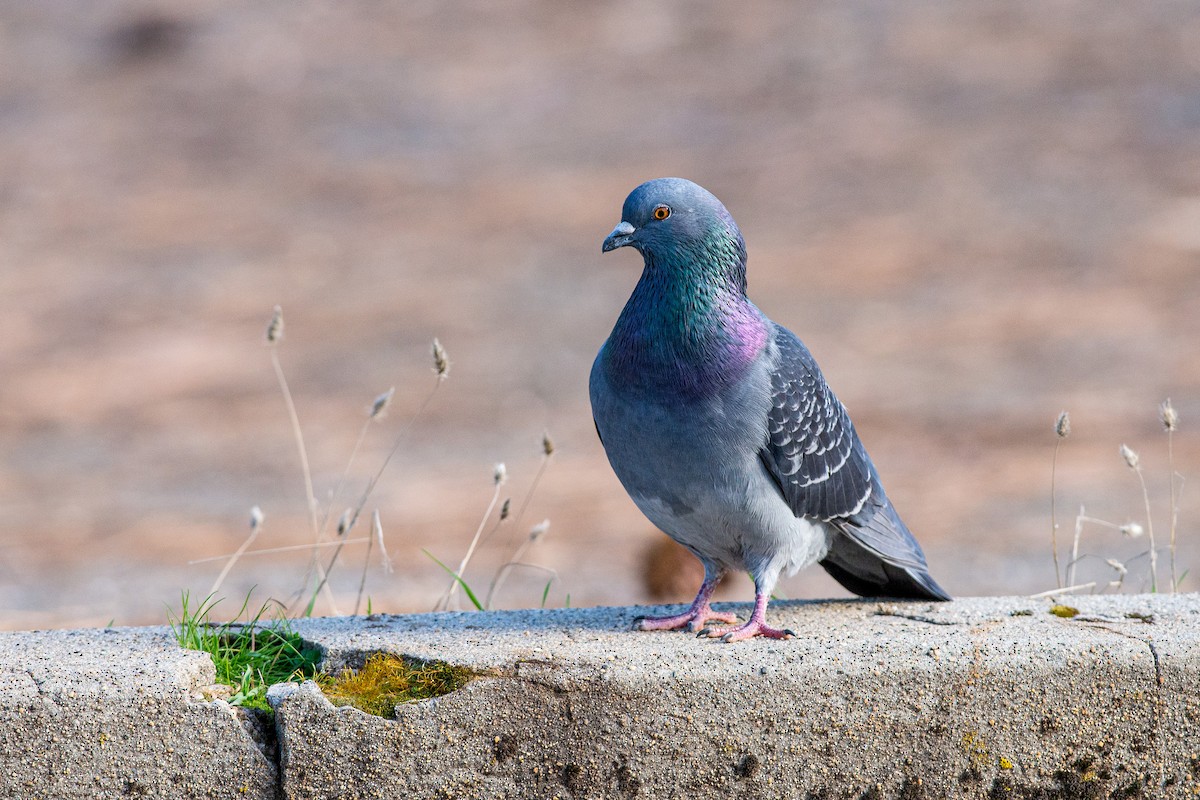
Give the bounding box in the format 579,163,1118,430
652,205,671,220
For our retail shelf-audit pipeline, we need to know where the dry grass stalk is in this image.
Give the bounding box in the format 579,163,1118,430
308,515,355,609
1066,505,1085,588
353,510,384,616
1105,558,1128,591
1060,511,1153,595
504,432,556,539
341,339,448,543
477,432,557,604
263,307,339,615
1028,581,1096,599
1161,398,1179,591
190,537,370,564
374,508,393,574
486,519,552,608
311,387,393,557
209,506,266,596
266,307,319,540
304,388,402,613
1050,411,1070,588
298,340,445,614
1119,443,1157,592
207,314,449,617
437,464,507,611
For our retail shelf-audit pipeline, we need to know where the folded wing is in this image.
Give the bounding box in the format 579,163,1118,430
758,326,950,600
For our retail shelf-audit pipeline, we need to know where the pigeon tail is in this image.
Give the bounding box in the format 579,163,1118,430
819,530,951,601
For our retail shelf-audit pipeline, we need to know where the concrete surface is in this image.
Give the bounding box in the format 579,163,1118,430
1,596,1199,798
0,627,277,800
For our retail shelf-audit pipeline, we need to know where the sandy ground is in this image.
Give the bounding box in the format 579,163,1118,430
1,1,1198,629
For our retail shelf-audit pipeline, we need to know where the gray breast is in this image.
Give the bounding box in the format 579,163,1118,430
589,343,776,533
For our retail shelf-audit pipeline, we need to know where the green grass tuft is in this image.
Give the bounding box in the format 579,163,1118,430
168,592,323,712
423,548,485,610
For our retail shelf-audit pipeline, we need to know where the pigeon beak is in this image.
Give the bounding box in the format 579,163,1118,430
602,221,636,253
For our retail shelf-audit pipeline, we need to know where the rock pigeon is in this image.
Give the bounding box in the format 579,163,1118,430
591,178,949,642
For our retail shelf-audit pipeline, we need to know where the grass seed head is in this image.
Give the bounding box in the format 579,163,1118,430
431,338,450,380
266,306,284,343
542,431,556,457
337,508,354,537
1119,444,1140,470
499,498,511,521
371,388,395,419
493,462,507,486
1055,411,1071,438
1120,521,1144,538
249,505,264,531
529,519,550,541
1160,398,1178,432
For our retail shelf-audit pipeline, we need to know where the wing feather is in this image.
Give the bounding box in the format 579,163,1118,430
758,326,949,600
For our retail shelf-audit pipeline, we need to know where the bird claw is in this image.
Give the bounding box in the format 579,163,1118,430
635,605,738,633
703,621,796,643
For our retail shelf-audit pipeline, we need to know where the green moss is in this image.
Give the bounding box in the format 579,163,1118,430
1049,604,1080,618
317,653,474,718
961,731,989,766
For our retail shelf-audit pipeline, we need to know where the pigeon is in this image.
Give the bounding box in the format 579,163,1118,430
590,178,949,642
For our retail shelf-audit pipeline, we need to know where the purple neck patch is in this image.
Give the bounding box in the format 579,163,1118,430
603,276,770,400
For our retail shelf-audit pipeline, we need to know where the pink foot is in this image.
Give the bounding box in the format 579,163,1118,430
635,604,739,633
691,581,795,642
699,618,796,642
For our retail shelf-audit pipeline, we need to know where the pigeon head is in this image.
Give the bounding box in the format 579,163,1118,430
598,178,767,398
602,178,748,290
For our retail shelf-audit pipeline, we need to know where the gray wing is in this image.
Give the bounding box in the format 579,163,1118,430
759,325,949,600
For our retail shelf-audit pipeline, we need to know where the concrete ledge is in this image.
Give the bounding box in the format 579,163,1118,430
0,627,277,799
3,595,1199,799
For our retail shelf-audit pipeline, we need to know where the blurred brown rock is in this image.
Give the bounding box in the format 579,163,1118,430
641,535,725,603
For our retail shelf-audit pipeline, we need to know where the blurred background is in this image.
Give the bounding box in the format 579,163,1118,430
2,2,1198,630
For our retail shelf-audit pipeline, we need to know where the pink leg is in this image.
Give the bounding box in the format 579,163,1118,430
634,568,739,633
699,589,795,642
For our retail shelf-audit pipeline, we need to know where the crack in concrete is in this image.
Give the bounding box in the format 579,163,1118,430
1147,640,1164,687
872,607,959,626
1080,622,1166,690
